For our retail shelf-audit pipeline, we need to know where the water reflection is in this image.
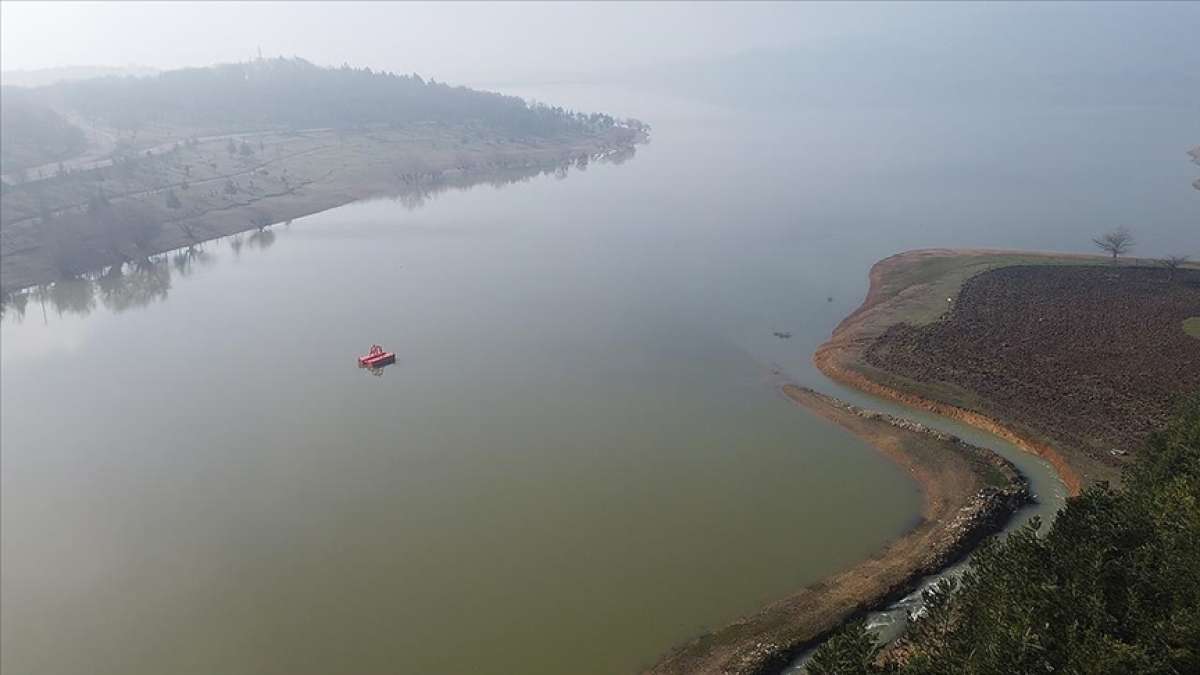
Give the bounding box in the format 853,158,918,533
385,145,639,209
0,143,641,324
3,253,180,323
245,228,276,251
362,364,390,378
2,290,29,319
44,277,96,317
171,245,216,277
98,259,173,313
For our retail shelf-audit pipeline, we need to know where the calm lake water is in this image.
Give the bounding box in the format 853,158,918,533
2,84,1196,675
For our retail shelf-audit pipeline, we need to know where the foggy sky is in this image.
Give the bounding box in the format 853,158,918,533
4,1,1193,87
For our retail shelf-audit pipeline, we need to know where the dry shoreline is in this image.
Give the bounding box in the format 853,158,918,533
644,385,1029,675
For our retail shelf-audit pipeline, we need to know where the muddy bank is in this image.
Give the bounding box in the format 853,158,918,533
814,249,1092,493
815,346,1085,496
644,386,1029,675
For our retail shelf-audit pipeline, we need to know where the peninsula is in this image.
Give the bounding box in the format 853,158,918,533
815,248,1200,491
649,247,1199,674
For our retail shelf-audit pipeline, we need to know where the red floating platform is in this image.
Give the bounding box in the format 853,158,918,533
358,345,396,368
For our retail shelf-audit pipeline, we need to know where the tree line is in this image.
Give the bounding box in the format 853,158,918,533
0,87,87,174
40,57,625,138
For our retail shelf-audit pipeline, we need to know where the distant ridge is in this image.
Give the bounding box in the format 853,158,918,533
1,57,644,174
1,65,159,88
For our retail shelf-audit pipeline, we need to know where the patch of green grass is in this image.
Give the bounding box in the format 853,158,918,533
869,251,1115,329
1184,317,1200,339
979,463,1011,489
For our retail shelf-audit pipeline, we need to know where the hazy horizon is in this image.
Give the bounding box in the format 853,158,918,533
4,1,1197,88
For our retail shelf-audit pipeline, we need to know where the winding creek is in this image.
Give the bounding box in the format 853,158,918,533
2,84,1195,675
781,384,1068,672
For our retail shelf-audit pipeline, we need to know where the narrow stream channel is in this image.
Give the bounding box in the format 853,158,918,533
781,376,1069,672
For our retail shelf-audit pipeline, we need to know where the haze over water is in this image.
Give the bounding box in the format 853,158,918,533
3,78,1197,675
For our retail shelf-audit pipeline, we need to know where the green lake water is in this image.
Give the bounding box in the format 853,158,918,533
3,84,1195,674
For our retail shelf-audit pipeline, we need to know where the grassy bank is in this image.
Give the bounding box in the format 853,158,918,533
1186,317,1200,339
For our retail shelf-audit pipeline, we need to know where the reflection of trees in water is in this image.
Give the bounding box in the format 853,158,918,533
395,190,435,210
2,142,642,322
382,144,639,210
106,259,171,312
226,226,276,257
599,145,636,166
2,276,96,321
2,257,173,321
0,288,30,320
44,277,96,317
170,244,215,278
97,258,172,313
246,228,276,250
2,229,279,322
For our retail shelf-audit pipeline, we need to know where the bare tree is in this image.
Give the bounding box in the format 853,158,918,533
1159,255,1190,282
1093,227,1135,262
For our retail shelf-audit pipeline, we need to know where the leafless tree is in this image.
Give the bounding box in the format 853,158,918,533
1159,255,1190,281
1093,227,1135,262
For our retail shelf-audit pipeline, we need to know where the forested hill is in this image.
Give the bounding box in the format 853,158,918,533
1,57,646,173
0,57,648,291
47,57,622,134
0,88,87,173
